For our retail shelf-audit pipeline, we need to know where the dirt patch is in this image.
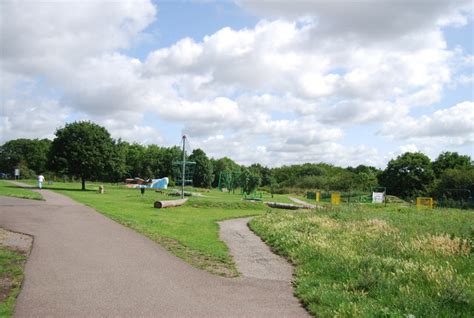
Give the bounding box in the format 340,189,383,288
0,228,33,255
0,276,14,302
0,228,32,306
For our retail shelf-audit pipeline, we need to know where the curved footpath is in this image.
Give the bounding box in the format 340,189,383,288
0,187,309,317
219,217,294,282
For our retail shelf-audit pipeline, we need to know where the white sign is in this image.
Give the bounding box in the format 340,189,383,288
14,169,20,176
372,192,385,203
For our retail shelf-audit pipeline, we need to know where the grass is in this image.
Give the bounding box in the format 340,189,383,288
0,180,43,200
249,204,474,317
0,247,26,317
21,180,293,276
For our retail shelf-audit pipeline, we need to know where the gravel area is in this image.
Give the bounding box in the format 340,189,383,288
0,228,32,254
219,217,294,281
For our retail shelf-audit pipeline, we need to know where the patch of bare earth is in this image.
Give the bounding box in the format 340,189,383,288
0,228,32,303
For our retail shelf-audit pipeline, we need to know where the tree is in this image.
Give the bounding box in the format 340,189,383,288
189,148,213,188
210,157,240,187
0,138,51,174
49,121,117,190
239,168,261,194
432,167,474,200
347,165,380,191
378,152,434,199
122,142,146,178
432,152,471,177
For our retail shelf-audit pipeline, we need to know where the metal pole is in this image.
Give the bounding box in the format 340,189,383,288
181,135,186,199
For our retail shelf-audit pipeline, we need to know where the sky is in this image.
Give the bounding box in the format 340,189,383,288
1,0,473,168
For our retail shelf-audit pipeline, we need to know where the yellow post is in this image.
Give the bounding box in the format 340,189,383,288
316,191,320,202
416,197,433,209
331,192,340,205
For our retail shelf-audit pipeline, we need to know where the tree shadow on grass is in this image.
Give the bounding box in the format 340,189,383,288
3,185,95,192
44,187,96,192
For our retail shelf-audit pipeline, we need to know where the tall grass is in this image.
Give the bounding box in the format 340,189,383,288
250,205,473,317
0,247,26,317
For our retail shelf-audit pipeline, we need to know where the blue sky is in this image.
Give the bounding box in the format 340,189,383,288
1,0,473,168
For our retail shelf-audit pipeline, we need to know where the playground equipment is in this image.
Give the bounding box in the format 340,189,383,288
126,177,169,189
243,191,263,201
218,170,240,193
307,191,321,202
172,135,195,199
416,197,433,209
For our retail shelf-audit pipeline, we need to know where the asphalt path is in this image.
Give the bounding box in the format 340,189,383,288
0,187,309,317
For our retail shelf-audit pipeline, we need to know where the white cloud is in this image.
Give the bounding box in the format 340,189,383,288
1,0,472,168
0,98,70,143
1,0,155,75
236,0,472,40
379,101,474,143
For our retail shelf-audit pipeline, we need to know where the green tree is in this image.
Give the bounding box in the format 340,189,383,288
0,138,51,174
347,165,380,191
189,148,213,188
107,140,127,182
239,168,261,194
432,167,474,200
49,121,118,190
432,152,471,177
378,152,434,199
211,157,241,187
122,142,146,178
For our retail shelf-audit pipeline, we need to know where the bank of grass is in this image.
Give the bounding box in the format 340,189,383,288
250,205,474,317
23,180,291,276
0,247,26,317
0,180,43,201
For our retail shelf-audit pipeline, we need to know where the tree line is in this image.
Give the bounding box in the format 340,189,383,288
0,121,472,200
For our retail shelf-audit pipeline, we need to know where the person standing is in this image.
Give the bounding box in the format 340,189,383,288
38,174,45,189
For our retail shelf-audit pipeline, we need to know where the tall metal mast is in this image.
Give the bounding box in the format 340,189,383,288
181,135,186,199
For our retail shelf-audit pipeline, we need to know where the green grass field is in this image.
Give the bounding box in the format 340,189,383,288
0,180,43,200
23,180,291,276
16,180,474,316
0,247,26,317
250,205,474,317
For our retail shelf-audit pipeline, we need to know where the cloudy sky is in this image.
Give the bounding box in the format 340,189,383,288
1,0,473,168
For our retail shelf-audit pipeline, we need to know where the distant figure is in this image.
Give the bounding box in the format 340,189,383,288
37,174,45,189
98,185,105,194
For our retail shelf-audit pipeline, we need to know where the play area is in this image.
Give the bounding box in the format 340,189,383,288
2,178,473,317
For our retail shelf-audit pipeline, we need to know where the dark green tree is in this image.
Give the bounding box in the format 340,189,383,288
189,148,213,188
347,165,380,191
432,152,471,177
122,142,146,178
378,152,434,199
107,140,128,182
0,138,51,174
432,167,474,200
49,121,118,190
239,168,261,194
211,157,241,187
